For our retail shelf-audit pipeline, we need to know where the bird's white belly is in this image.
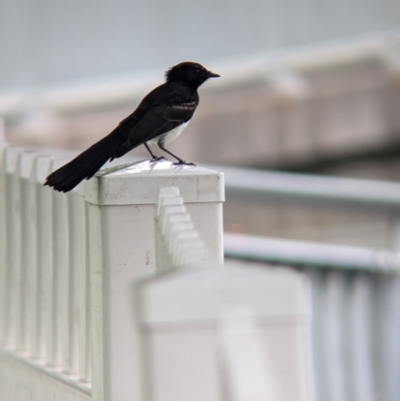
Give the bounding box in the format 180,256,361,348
148,122,189,146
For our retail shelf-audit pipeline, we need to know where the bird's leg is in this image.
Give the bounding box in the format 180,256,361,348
158,143,196,166
144,143,166,161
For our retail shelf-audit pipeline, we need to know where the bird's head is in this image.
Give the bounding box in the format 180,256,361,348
165,62,220,88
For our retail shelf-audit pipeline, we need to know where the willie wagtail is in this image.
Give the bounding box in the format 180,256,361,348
44,61,220,192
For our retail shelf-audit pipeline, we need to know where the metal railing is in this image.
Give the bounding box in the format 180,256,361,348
217,164,400,211
215,163,400,250
217,164,400,401
225,231,400,401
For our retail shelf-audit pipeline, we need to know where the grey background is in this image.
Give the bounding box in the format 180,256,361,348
1,0,400,89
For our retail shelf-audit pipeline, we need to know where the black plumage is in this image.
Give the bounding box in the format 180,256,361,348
44,61,219,192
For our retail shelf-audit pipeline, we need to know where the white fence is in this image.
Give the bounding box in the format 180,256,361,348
0,140,311,400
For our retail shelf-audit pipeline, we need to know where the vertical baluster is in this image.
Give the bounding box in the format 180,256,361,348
32,156,53,362
4,147,23,349
18,151,37,354
305,268,326,401
373,274,400,401
350,272,374,401
81,201,91,383
66,183,86,376
49,160,69,369
323,270,349,401
0,145,8,344
45,159,57,366
381,216,400,401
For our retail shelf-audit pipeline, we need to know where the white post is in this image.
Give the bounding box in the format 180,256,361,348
85,160,224,401
136,263,311,401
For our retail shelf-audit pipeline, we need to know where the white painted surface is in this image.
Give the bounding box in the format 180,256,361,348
0,350,90,401
84,159,224,206
136,263,311,401
0,145,92,400
86,159,224,401
218,307,282,401
0,144,225,401
155,186,210,272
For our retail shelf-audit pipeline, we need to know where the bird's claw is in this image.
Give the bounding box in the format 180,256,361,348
150,156,167,162
172,160,196,166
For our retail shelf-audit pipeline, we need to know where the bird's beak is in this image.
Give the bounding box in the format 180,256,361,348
207,71,220,78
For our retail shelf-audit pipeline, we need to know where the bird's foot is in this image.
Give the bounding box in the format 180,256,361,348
172,160,196,166
150,156,167,162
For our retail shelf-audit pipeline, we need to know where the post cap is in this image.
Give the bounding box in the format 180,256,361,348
84,160,225,205
138,263,310,326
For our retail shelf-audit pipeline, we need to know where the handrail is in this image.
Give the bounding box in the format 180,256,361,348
224,232,400,273
212,164,400,210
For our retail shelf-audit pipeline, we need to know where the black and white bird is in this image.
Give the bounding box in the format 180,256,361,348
44,61,220,192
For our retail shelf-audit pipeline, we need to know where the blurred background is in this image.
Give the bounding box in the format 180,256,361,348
2,3,400,401
1,0,400,247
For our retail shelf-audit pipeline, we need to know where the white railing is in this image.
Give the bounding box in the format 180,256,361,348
0,137,312,401
0,146,91,399
0,140,225,400
5,132,400,401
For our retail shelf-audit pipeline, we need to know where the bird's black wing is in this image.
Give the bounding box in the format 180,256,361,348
115,100,196,158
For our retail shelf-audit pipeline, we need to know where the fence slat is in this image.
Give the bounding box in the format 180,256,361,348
305,268,327,401
67,183,86,376
323,271,348,401
0,145,8,345
5,147,23,350
374,275,400,401
350,273,374,401
18,151,38,354
49,160,70,369
79,200,91,383
32,156,53,361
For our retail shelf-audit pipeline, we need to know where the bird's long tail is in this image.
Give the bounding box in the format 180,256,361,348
44,131,124,192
